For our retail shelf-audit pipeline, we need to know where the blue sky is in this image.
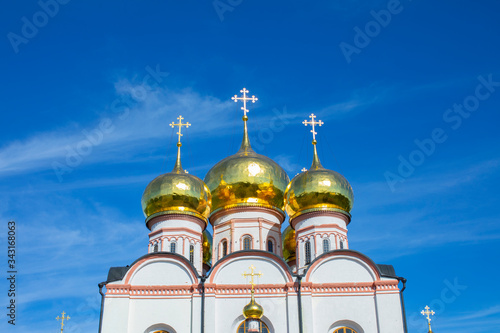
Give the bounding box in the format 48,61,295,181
1,0,499,332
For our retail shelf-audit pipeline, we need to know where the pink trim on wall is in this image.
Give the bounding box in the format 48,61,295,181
266,236,277,254
106,280,399,298
219,238,229,259
239,234,254,251
296,223,347,235
149,227,202,238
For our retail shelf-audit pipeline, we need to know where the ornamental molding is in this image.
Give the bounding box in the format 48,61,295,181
105,280,399,298
291,210,351,227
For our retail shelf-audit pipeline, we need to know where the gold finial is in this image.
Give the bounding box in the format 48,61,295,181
302,114,324,170
242,264,263,293
56,311,70,333
242,265,264,320
232,88,258,152
169,115,191,173
421,305,435,333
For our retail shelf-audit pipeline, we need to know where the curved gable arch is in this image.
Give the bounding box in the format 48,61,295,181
124,253,199,285
208,250,293,284
305,250,381,283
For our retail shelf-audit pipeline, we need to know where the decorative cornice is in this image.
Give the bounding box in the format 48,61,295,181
210,206,285,225
147,213,207,231
105,280,399,298
291,209,351,229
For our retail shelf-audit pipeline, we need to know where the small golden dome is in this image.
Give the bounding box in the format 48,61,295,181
142,140,211,225
282,225,296,262
202,230,212,266
285,141,353,221
243,293,264,319
204,117,289,218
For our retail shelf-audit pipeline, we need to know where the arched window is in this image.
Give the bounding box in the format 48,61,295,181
221,240,228,257
305,240,311,265
323,238,330,253
170,242,176,253
237,320,270,333
267,239,273,253
243,236,252,250
333,328,357,333
339,240,344,249
189,244,194,263
153,243,159,252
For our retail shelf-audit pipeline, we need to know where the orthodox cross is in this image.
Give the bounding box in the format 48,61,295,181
232,88,258,117
56,311,70,333
242,265,263,292
421,305,435,332
170,115,191,143
302,113,324,142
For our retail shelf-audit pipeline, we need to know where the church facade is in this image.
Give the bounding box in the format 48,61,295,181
98,88,408,333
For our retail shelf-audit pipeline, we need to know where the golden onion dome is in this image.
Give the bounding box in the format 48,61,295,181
243,293,264,319
202,230,213,266
285,139,354,221
142,138,211,226
282,225,296,262
204,115,289,218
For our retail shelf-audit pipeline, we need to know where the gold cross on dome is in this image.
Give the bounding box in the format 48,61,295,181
421,305,435,330
56,311,70,333
170,115,191,143
232,88,258,117
302,113,324,141
301,168,307,172
242,265,263,292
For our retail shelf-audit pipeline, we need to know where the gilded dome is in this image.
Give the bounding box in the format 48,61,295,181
243,293,264,319
204,116,289,218
285,141,353,221
142,143,211,225
202,230,213,266
282,225,296,262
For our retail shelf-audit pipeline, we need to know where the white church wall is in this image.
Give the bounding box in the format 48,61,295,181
211,210,283,264
127,297,195,333
101,296,130,333
207,295,289,333
374,292,405,332
147,216,205,273
311,295,378,333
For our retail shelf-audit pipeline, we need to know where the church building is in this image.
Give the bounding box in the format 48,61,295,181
97,88,408,333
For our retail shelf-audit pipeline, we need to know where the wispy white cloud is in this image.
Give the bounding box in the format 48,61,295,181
0,192,146,332
435,306,500,332
0,79,388,181
273,154,302,175
349,158,500,260
355,158,500,210
0,84,235,178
